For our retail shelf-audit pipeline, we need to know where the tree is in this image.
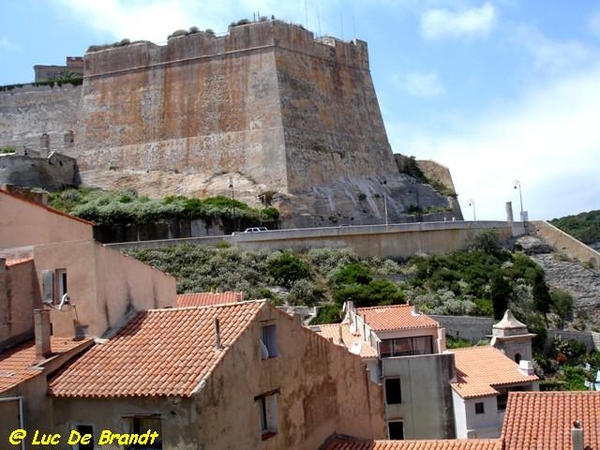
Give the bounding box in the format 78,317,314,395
550,288,574,329
491,271,511,320
532,271,552,323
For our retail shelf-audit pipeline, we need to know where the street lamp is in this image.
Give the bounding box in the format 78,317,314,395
467,199,476,221
229,177,235,230
381,179,388,226
513,180,525,221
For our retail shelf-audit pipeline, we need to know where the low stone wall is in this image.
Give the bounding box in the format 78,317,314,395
547,329,600,351
531,220,600,270
430,315,494,343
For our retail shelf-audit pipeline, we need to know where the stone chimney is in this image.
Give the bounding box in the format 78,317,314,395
572,420,583,450
34,309,52,358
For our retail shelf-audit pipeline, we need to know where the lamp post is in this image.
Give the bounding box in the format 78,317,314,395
468,199,476,221
381,179,388,226
513,180,524,221
229,177,235,230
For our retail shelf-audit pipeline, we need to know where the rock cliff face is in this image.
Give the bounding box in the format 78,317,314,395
0,20,461,227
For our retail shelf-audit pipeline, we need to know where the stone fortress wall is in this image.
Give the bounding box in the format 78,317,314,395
0,19,461,226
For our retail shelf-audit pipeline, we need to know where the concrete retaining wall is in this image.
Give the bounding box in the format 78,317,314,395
531,220,600,270
108,220,524,259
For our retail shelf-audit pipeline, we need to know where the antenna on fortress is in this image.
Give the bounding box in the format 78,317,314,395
305,0,309,29
317,4,322,36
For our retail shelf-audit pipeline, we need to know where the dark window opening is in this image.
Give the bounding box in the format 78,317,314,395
123,416,162,449
388,421,404,440
475,402,485,415
385,378,402,404
74,425,93,450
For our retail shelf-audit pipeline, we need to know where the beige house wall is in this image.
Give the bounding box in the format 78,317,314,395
33,241,176,337
194,306,385,449
0,191,92,249
0,260,39,345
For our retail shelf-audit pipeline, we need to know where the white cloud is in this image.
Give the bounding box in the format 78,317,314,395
420,2,496,42
394,71,444,98
389,64,600,221
49,0,309,43
513,25,593,74
0,38,20,51
588,11,600,38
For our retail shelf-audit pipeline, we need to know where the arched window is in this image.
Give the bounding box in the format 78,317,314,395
41,133,50,150
64,130,74,146
514,353,522,364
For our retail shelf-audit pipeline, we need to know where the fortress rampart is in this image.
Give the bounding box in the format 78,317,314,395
0,19,461,227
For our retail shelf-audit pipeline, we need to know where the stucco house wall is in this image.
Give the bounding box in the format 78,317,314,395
452,392,500,439
194,306,385,449
33,240,176,337
0,190,92,249
0,259,39,345
382,353,456,439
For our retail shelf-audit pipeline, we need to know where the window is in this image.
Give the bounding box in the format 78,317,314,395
380,336,433,358
71,425,93,450
122,416,162,449
41,268,68,305
385,378,402,404
388,420,404,440
514,353,522,364
57,269,68,300
475,402,485,415
261,325,278,358
255,390,279,440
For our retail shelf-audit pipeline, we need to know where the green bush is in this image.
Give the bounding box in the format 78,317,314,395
267,251,311,288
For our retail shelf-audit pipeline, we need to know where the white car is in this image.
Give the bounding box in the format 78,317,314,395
244,227,268,233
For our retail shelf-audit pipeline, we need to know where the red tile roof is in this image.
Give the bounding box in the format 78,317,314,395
323,436,503,450
49,301,266,398
357,304,440,331
312,323,378,358
502,391,600,450
177,291,243,307
0,337,91,393
4,256,33,267
450,347,538,399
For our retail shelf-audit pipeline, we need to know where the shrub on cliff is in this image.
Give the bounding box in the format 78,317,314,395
49,188,278,226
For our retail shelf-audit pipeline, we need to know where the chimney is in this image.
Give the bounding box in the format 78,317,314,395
518,360,535,376
34,309,52,358
214,318,222,350
337,324,345,346
572,420,583,450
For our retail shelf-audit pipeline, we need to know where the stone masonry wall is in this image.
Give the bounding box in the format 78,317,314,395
0,84,80,154
0,152,78,191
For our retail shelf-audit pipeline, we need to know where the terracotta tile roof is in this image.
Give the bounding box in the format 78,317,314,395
323,436,503,450
4,256,33,267
356,304,440,331
502,391,600,450
49,301,266,398
0,188,93,226
0,337,91,393
450,347,538,399
312,323,378,358
177,291,243,307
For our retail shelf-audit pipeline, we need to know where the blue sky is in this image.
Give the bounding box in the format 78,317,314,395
1,1,599,221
